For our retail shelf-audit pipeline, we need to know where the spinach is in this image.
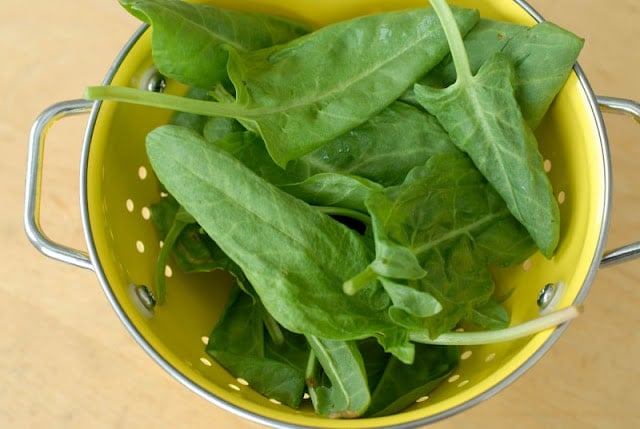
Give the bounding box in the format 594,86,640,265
206,287,309,408
416,18,527,89
367,344,459,417
150,201,196,304
278,173,382,216
501,21,584,128
87,6,480,167
305,336,370,418
168,87,214,133
346,153,536,337
145,125,395,341
119,0,310,89
294,101,460,187
414,0,560,257
407,19,583,129
86,1,587,418
209,101,459,190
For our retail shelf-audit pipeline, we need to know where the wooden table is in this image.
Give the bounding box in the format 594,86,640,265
2,1,638,428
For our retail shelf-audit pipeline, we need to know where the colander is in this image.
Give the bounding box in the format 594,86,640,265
24,0,640,428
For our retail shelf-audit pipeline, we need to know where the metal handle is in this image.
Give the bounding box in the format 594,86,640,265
597,96,640,267
24,99,94,270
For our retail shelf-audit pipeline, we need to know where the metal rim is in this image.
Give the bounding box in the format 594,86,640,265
78,1,613,427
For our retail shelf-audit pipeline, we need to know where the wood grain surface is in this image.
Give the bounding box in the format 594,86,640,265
1,1,638,428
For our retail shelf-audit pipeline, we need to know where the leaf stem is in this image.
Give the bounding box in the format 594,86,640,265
84,85,247,119
314,206,371,226
429,0,472,82
409,305,582,345
155,216,190,305
343,265,378,296
261,304,285,346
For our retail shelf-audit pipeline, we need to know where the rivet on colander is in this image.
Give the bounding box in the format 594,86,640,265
537,282,565,314
141,67,166,93
133,284,156,311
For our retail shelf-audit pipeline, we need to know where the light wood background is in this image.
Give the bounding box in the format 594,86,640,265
1,0,638,428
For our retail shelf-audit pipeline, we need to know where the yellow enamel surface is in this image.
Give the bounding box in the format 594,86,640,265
85,1,608,427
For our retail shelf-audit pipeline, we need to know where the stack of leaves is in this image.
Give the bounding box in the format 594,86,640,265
86,0,584,418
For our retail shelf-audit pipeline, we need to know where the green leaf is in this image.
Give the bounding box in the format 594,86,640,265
294,101,460,187
279,173,382,214
407,19,583,129
367,344,459,417
215,102,460,191
203,116,245,143
501,21,584,128
353,153,535,337
146,125,394,340
417,18,527,89
207,288,309,408
119,0,310,88
467,298,510,330
380,278,442,318
414,0,559,256
226,6,478,167
87,7,479,168
306,336,371,418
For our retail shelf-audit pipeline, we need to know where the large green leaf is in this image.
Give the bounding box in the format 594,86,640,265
146,125,394,340
502,21,584,128
406,19,583,129
295,101,460,186
88,7,479,167
413,0,559,256
119,0,310,88
227,6,478,166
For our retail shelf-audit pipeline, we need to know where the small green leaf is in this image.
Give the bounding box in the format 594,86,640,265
306,336,371,418
380,278,442,319
467,298,510,330
207,288,309,408
367,344,459,417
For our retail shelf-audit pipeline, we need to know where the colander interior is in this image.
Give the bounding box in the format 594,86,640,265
81,0,609,427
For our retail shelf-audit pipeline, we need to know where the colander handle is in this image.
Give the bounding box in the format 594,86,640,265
597,96,640,267
24,99,94,271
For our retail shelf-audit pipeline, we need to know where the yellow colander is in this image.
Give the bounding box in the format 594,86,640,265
25,0,640,428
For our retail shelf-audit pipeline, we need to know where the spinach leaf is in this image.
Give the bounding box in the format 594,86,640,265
294,101,460,187
149,193,255,301
367,344,459,417
417,18,527,89
305,336,370,418
357,338,390,394
87,7,480,167
468,297,510,330
207,287,309,408
150,200,195,303
279,173,382,215
150,195,216,273
347,153,535,337
501,21,584,128
213,102,460,190
407,19,583,129
414,0,559,257
119,0,310,89
146,125,395,341
203,116,245,143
